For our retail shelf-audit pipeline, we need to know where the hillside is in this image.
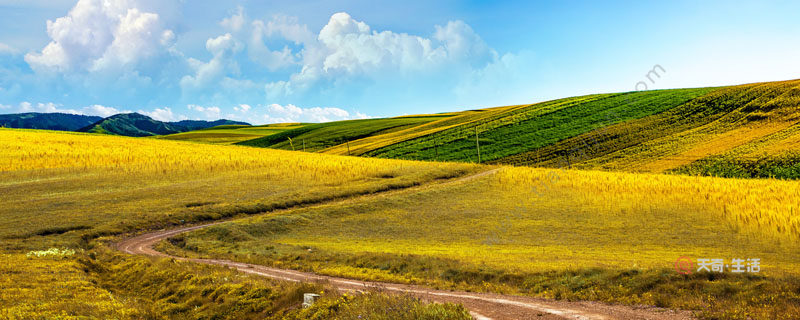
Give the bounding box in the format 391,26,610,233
0,112,102,131
78,113,249,137
234,79,800,179
158,123,304,144
171,119,251,131
235,115,452,152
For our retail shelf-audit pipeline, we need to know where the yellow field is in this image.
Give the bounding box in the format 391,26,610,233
0,129,477,250
3,127,800,319
173,165,800,276
0,252,136,319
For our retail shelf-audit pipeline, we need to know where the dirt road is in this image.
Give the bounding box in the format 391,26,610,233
116,168,695,320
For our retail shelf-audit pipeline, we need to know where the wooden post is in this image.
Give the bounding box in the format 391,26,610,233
435,138,439,161
564,151,571,169
475,127,481,163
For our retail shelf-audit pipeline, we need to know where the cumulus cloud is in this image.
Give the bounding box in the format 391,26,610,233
180,33,242,91
187,104,222,120
84,104,123,117
139,106,182,122
265,103,358,123
265,12,497,99
233,104,251,113
220,6,245,32
24,0,177,73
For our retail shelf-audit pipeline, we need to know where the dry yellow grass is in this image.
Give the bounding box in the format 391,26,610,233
0,128,477,250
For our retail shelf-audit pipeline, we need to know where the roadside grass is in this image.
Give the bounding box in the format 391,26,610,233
161,166,800,319
0,128,479,251
0,246,471,320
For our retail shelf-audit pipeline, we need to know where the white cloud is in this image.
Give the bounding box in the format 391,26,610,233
24,0,176,73
18,101,79,114
180,33,242,90
248,15,313,71
187,104,222,120
84,104,121,117
140,106,182,122
265,12,497,99
220,6,245,32
234,104,251,113
6,101,127,117
264,103,360,123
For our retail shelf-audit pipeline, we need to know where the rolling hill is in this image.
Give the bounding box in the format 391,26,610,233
235,115,452,152
227,79,800,179
0,112,102,131
157,123,305,144
78,113,249,137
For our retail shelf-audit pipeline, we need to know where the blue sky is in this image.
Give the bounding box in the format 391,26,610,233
1,0,799,124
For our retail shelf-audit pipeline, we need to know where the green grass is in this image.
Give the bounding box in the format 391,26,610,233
236,116,451,152
672,152,800,179
495,80,800,172
366,88,715,163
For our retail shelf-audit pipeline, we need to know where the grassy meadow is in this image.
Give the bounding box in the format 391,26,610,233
0,128,478,319
0,128,478,251
159,166,800,319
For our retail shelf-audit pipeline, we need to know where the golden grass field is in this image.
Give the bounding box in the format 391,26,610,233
3,128,800,319
162,166,800,319
0,128,477,251
0,128,477,319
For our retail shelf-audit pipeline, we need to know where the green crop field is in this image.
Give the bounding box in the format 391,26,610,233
236,115,452,152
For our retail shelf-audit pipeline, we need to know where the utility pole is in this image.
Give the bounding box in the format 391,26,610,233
475,127,481,163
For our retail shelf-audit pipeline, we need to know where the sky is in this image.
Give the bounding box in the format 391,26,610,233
1,0,799,124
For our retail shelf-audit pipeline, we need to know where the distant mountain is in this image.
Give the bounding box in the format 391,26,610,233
171,119,250,131
0,113,103,131
77,113,250,137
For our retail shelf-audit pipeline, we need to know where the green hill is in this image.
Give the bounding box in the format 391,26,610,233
236,79,800,179
236,115,452,152
0,113,102,131
78,113,249,137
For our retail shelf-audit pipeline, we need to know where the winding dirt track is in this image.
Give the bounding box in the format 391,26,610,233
116,168,694,320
